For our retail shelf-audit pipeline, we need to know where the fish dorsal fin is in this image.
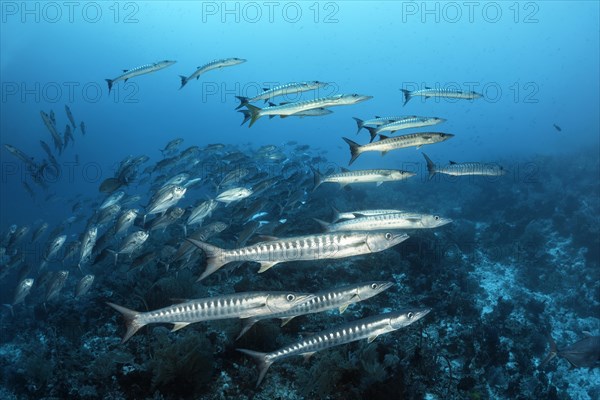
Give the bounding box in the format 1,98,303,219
262,87,269,91
340,167,350,173
374,115,380,118
268,102,276,107
171,322,190,332
123,69,128,73
302,352,316,362
425,86,431,89
449,161,457,165
280,316,295,326
367,334,379,343
280,115,289,119
352,212,368,218
339,304,349,314
379,134,389,140
279,102,290,105
257,261,278,273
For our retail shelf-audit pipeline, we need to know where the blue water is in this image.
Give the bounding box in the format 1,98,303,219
1,2,599,399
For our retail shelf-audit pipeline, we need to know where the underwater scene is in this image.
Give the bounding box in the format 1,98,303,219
0,1,599,399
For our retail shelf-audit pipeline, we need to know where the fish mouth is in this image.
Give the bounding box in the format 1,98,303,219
379,281,395,292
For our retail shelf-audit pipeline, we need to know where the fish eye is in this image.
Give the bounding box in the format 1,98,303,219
434,216,439,220
407,312,414,319
286,294,296,301
371,283,378,289
385,232,393,240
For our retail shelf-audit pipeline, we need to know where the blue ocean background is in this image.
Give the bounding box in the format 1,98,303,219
0,2,598,399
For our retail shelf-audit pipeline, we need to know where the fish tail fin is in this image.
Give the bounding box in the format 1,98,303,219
539,335,558,368
237,348,273,388
342,137,361,166
400,89,412,106
235,318,258,340
364,126,378,143
422,152,436,180
238,109,251,126
105,79,114,93
235,96,249,110
311,168,323,191
330,204,342,222
2,304,14,317
352,117,364,134
106,302,144,343
178,75,188,89
244,104,262,128
313,218,331,232
186,238,227,281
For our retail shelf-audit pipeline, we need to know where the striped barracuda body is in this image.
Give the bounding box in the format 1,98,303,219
238,308,431,387
401,87,483,105
342,132,454,165
364,116,446,142
316,211,452,231
105,60,176,92
313,168,415,190
235,81,327,109
244,94,372,127
236,281,394,339
423,153,506,179
179,58,246,89
188,231,409,280
352,116,408,134
40,111,64,154
331,207,406,222
107,291,314,343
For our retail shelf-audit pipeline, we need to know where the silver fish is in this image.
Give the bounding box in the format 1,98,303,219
215,187,253,204
343,133,454,165
43,234,67,261
364,116,446,142
114,231,149,263
4,278,34,315
146,185,186,216
187,199,219,226
45,270,69,302
40,111,64,153
235,81,327,109
238,308,431,387
78,226,98,268
75,274,95,298
179,58,246,89
107,290,314,343
244,94,372,127
3,144,38,171
352,116,409,134
99,190,125,210
315,212,452,231
423,153,506,179
236,281,394,339
188,231,409,280
313,168,415,190
401,87,483,105
330,207,405,223
115,209,139,235
106,60,176,93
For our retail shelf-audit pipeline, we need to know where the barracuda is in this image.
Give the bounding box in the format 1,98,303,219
313,168,415,190
179,58,246,89
236,281,394,340
401,87,483,106
235,81,327,109
107,291,315,343
238,308,431,387
316,212,452,231
342,132,454,165
330,206,406,223
244,94,372,127
423,153,506,179
364,116,446,142
352,116,408,134
40,111,64,154
188,231,409,280
105,60,176,93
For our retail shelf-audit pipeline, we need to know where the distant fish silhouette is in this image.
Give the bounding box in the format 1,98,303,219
553,123,562,132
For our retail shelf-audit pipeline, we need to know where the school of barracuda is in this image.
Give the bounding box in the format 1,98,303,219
0,57,509,388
